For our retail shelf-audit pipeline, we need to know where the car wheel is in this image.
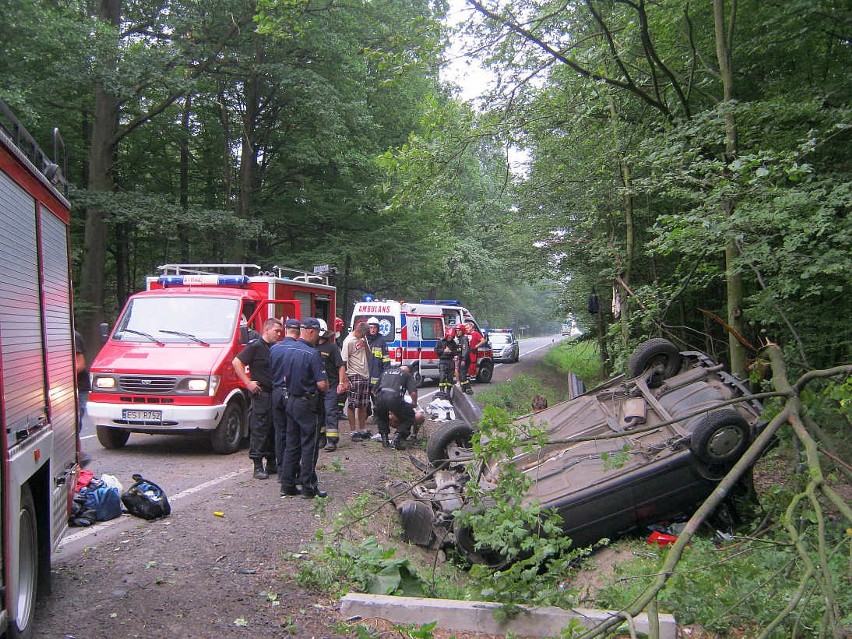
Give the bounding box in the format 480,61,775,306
11,484,38,639
453,500,509,568
454,521,509,569
690,410,750,464
475,360,493,383
427,421,474,468
628,338,681,387
398,500,435,546
211,401,244,454
96,426,130,449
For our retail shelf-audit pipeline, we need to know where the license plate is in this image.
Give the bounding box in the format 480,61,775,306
122,409,162,422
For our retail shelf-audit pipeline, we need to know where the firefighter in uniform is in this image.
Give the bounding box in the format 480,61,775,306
434,326,459,399
365,316,391,390
332,317,348,430
464,320,485,380
374,365,418,450
454,323,474,395
315,318,348,452
233,317,283,479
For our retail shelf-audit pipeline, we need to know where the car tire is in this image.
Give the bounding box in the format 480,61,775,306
11,484,38,639
628,338,681,387
410,363,424,388
453,500,509,568
211,401,244,454
96,426,130,449
475,360,493,383
690,410,750,464
454,522,509,569
427,421,474,468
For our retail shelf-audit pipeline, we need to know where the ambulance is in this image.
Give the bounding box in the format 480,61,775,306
1,100,79,638
87,264,335,453
349,299,493,386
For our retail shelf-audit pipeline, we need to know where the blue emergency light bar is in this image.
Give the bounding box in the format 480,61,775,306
159,274,250,287
419,299,461,306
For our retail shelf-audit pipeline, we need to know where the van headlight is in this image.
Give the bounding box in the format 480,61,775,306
187,379,209,392
185,376,220,395
93,375,117,390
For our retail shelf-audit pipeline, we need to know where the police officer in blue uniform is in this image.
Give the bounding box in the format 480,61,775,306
277,318,329,498
270,318,301,480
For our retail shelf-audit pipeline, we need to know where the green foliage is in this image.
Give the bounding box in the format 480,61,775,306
293,536,427,597
542,339,604,385
474,375,552,417
389,620,438,639
597,528,851,637
601,445,631,471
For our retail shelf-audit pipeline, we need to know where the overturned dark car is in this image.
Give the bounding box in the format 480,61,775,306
394,339,766,566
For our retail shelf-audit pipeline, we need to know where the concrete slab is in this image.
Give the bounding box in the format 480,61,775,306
340,593,676,639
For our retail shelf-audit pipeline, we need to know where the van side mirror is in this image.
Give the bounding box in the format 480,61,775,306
99,322,110,344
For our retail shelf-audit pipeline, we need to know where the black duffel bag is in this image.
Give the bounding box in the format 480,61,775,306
121,474,171,520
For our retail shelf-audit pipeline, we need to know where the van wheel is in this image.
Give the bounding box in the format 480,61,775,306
427,421,474,469
475,360,493,383
11,484,38,639
96,426,130,449
691,410,750,464
211,402,244,454
628,338,681,387
410,364,424,388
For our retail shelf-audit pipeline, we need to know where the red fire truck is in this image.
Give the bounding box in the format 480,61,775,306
87,264,336,453
0,101,79,637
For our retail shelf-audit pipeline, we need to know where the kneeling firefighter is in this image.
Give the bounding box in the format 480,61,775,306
374,364,418,449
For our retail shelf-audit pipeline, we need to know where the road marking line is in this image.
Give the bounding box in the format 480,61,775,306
168,469,246,502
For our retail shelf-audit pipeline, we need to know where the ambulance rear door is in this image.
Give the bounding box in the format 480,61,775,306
405,313,445,383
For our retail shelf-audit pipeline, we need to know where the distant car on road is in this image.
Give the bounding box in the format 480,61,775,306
488,329,519,363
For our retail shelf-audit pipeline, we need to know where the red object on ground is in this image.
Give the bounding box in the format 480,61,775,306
76,469,95,492
647,530,678,546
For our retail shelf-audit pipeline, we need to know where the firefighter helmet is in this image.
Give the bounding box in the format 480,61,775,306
454,323,466,334
334,317,345,332
316,318,332,338
444,327,456,340
367,316,380,326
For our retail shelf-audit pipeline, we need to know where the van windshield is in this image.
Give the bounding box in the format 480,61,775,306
113,297,239,344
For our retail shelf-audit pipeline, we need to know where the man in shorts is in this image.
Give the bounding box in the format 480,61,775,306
341,320,371,441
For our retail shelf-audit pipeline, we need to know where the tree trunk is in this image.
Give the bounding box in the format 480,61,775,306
714,0,747,377
78,0,121,360
179,95,191,263
608,97,634,349
236,64,261,263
